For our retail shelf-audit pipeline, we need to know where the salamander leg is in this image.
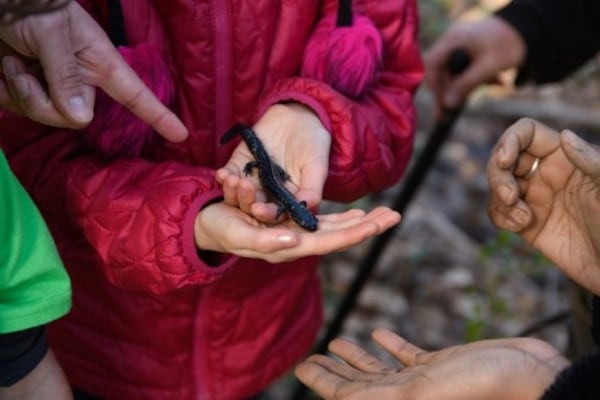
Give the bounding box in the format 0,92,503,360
275,205,285,221
275,164,290,182
243,161,259,176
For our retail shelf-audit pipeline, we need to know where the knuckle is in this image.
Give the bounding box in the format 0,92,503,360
54,61,84,91
514,117,535,130
119,87,145,111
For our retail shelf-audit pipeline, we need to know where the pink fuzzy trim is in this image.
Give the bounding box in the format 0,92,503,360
83,44,175,159
301,14,383,99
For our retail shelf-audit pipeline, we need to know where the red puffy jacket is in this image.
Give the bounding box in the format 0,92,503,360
0,0,422,398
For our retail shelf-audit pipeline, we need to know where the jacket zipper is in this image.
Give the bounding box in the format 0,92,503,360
213,0,234,144
193,7,233,399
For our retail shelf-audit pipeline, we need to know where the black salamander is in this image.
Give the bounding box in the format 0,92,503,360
220,123,319,232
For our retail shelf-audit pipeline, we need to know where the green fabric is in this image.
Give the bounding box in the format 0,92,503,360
0,151,71,333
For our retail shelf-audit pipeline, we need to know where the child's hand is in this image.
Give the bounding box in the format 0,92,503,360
295,329,568,400
487,118,600,294
216,102,330,223
0,1,187,142
194,202,400,263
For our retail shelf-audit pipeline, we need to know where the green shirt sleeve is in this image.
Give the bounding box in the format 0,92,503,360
0,151,71,333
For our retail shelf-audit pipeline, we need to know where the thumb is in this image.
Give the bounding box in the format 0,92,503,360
560,129,600,178
295,163,326,209
35,16,94,125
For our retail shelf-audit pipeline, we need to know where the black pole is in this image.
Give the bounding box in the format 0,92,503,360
324,106,462,343
290,50,471,400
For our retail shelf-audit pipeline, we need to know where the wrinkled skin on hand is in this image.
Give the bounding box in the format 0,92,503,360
487,118,600,294
0,1,187,142
295,328,568,400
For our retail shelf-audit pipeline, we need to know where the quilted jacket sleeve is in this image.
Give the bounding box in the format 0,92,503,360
496,0,600,84
65,157,235,294
257,0,423,202
0,116,235,296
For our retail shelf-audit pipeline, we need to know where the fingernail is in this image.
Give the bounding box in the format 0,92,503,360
277,235,295,244
563,129,577,139
513,208,528,225
510,207,529,229
563,129,583,145
13,76,30,99
68,96,93,123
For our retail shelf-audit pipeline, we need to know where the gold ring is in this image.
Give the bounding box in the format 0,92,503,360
524,157,540,179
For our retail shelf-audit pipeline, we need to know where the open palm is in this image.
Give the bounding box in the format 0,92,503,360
194,202,400,263
296,328,568,400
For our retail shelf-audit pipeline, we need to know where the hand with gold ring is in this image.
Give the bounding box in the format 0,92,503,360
523,157,539,179
487,118,600,294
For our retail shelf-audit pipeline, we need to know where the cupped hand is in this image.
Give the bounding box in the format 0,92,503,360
424,16,526,113
216,102,330,222
194,203,400,263
0,1,187,142
487,118,600,294
295,328,568,400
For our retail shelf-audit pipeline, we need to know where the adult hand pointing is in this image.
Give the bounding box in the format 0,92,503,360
0,1,188,142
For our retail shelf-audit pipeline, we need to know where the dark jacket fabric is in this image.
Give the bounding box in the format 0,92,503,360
541,297,600,400
496,0,600,84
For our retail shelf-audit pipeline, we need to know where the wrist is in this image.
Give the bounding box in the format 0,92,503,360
259,102,319,128
193,202,220,252
497,354,566,400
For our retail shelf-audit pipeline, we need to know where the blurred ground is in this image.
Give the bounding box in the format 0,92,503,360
266,1,600,398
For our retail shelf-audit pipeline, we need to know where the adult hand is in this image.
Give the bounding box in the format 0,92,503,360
487,118,600,294
425,16,526,113
216,102,330,223
0,1,188,142
295,328,568,400
194,203,400,263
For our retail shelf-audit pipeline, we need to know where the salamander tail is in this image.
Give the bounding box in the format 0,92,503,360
220,122,248,145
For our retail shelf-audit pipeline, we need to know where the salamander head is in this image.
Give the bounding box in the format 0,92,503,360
291,206,319,232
